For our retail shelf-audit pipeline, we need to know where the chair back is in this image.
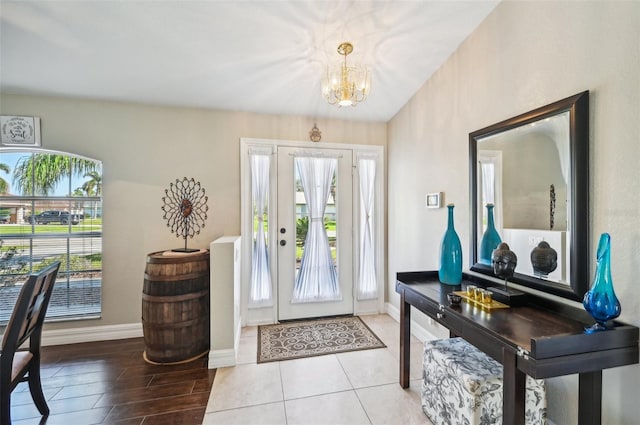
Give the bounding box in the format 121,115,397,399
1,262,61,354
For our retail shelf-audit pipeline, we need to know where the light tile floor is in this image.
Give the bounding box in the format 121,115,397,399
203,314,434,425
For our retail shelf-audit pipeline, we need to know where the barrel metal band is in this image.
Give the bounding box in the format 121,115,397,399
142,316,208,329
142,289,209,303
143,271,208,281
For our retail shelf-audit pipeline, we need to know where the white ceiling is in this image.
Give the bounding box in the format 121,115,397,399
0,1,499,123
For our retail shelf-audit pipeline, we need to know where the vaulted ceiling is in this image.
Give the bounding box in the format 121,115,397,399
0,1,499,122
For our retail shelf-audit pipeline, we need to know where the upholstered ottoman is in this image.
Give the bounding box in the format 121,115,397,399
421,337,546,425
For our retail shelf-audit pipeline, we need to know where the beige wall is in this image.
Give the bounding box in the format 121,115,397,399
387,1,639,424
0,94,387,328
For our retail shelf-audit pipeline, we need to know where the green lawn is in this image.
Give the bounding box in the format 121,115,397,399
0,219,103,236
0,219,103,273
251,215,337,261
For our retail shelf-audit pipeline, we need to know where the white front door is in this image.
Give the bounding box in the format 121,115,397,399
277,146,353,321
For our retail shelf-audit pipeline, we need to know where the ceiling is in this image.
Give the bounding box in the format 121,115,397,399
0,1,499,123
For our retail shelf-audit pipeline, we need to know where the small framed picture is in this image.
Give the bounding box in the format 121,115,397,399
426,192,442,208
1,115,41,147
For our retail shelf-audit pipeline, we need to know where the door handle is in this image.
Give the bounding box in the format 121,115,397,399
279,240,286,246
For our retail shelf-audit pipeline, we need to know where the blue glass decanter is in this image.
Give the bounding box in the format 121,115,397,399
439,204,462,285
480,204,502,265
583,233,621,334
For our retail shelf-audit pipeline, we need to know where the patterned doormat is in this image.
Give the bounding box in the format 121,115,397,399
257,316,386,363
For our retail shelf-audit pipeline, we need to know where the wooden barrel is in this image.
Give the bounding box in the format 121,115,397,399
142,249,210,364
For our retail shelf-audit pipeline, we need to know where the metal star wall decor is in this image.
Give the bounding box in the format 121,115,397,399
161,177,208,252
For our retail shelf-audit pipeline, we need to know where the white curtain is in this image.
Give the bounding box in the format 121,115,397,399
481,161,495,207
292,156,340,302
478,151,503,233
249,154,272,307
357,158,377,300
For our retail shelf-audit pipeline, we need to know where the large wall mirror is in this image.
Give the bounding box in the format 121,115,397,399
469,91,589,301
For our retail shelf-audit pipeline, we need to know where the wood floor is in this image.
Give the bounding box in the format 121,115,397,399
9,338,216,425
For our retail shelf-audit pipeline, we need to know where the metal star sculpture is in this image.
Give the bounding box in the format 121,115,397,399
161,177,208,252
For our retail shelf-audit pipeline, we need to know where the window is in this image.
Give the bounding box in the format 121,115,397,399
0,148,102,324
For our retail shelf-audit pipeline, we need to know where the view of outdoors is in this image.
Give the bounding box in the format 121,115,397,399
251,169,337,269
294,169,338,269
0,149,103,324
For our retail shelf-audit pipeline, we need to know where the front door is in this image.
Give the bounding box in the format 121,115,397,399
277,147,353,321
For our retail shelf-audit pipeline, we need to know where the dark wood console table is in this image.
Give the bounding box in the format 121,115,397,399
396,271,639,425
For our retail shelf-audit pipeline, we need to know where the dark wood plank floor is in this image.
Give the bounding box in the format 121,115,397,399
9,338,216,425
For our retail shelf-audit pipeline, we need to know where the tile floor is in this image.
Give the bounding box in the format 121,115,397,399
203,314,434,425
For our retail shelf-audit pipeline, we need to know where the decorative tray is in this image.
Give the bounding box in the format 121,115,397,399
453,291,510,310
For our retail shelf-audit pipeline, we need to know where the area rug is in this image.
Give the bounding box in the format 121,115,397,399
257,316,386,363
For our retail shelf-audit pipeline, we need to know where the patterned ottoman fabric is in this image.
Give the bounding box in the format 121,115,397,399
421,337,546,425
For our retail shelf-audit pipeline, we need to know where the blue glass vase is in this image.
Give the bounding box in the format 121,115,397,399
480,204,502,265
582,233,621,334
439,204,462,285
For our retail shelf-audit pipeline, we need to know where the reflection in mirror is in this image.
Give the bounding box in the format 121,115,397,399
469,91,589,301
477,111,570,283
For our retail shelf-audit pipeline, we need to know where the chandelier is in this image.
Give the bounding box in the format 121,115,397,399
321,42,371,107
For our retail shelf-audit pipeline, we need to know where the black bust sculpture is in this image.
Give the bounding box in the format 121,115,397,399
492,242,517,289
531,241,558,277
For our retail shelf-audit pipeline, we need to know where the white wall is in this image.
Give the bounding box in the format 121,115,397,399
387,2,639,424
0,94,387,329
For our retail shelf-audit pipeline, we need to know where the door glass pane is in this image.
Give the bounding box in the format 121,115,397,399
292,157,340,302
294,168,306,270
249,154,271,306
328,169,337,270
294,164,338,273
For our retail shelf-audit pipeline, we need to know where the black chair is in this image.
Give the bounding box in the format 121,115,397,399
1,261,61,425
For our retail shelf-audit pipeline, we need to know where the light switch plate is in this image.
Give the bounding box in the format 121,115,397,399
426,192,443,208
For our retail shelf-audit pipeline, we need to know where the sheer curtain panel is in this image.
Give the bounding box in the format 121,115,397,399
249,154,272,307
292,156,340,303
481,162,495,206
357,158,377,299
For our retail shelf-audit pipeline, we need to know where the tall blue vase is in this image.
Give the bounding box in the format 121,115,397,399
439,204,462,285
583,233,621,334
480,204,502,265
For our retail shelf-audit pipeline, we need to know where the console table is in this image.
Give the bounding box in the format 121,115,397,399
396,271,639,425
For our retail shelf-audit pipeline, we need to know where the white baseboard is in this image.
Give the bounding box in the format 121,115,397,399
208,349,236,369
385,302,439,343
41,323,143,346
235,321,242,352
245,318,276,326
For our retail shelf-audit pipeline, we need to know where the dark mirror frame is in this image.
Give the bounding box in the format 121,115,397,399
469,91,589,301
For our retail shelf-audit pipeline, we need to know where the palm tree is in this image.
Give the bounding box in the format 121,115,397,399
72,187,85,212
81,171,102,197
0,162,10,194
12,153,98,196
81,171,102,219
